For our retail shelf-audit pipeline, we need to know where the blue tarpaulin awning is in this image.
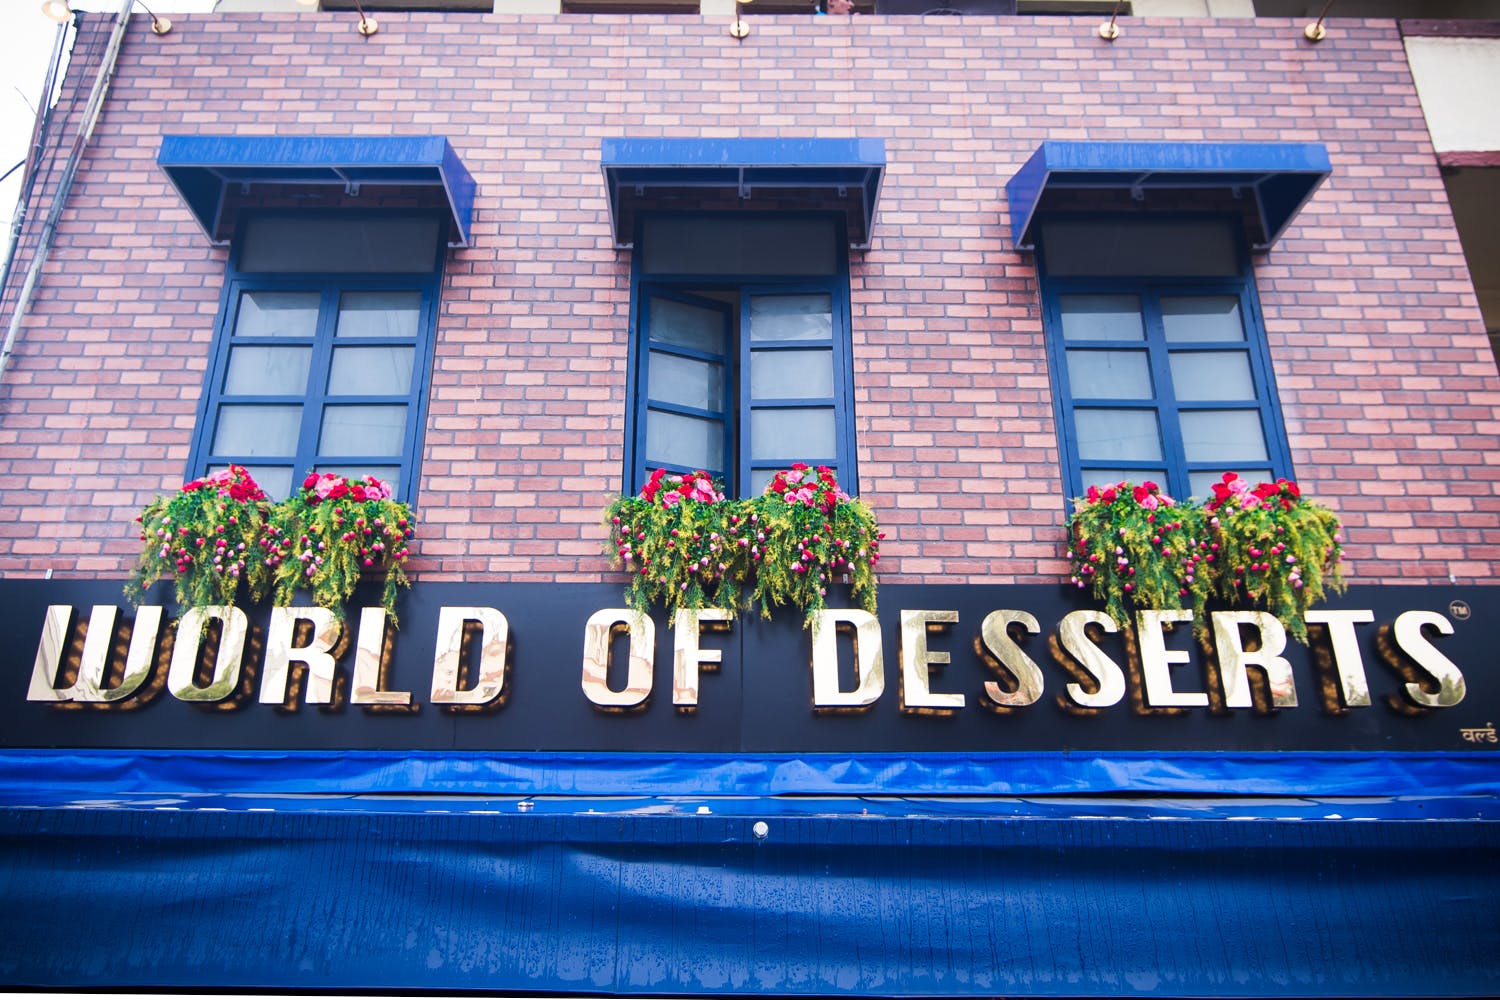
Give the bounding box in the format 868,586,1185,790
1006,140,1332,251
601,137,886,250
157,134,477,247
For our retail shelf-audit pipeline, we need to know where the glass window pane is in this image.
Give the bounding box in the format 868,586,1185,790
1080,468,1168,493
234,290,320,339
319,405,407,457
329,346,415,396
751,349,834,399
642,217,837,276
749,295,833,343
336,291,421,340
1180,410,1269,464
748,468,778,497
215,465,294,502
750,408,836,460
1041,220,1239,277
1058,295,1144,342
645,410,723,472
1170,351,1255,401
240,216,441,274
224,346,312,396
1073,409,1162,462
1190,468,1272,501
649,297,726,355
1065,349,1152,399
213,405,301,457
1162,297,1245,343
648,351,724,411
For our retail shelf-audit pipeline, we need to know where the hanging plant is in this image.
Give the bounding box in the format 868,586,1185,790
1205,473,1345,643
749,463,880,627
126,465,273,611
1066,480,1215,634
603,464,881,627
604,469,751,618
263,472,417,621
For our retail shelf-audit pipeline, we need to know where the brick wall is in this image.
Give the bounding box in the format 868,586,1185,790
1,11,1495,586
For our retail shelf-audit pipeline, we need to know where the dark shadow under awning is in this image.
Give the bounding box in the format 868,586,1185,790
1007,140,1332,251
157,134,477,247
602,137,886,250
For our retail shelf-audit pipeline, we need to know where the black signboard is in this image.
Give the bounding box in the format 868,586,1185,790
3,578,1496,754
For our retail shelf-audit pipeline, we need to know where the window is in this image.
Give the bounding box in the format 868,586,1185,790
188,213,444,500
1039,217,1293,503
627,214,857,498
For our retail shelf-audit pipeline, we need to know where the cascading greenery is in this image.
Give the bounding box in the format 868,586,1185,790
1067,480,1214,636
1067,474,1345,644
747,465,880,625
605,465,881,628
127,465,273,611
1205,474,1345,643
263,472,417,622
128,469,416,623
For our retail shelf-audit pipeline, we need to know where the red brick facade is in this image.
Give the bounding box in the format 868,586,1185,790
2,10,1496,587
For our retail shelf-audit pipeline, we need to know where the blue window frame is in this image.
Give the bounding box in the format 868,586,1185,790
1039,217,1293,503
626,214,857,498
187,213,444,501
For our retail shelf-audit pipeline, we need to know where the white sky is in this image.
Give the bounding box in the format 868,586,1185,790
0,1,214,255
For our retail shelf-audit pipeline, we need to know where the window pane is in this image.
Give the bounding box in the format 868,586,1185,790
1041,220,1239,277
751,349,834,399
329,346,415,396
213,405,301,457
1162,297,1245,343
646,410,723,472
222,465,294,502
1080,467,1167,492
642,217,837,276
1059,295,1144,342
749,295,833,343
649,351,724,411
1190,467,1272,500
240,216,441,274
319,405,407,457
1170,351,1255,401
336,291,421,340
234,290,320,339
1180,410,1269,464
650,297,726,355
1066,349,1152,400
224,346,311,396
750,408,836,460
1074,409,1162,462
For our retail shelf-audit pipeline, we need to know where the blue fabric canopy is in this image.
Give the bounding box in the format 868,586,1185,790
157,134,477,246
1007,140,1332,250
601,137,887,249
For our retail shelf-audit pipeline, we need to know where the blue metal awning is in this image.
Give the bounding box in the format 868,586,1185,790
157,134,477,247
601,137,886,250
1006,140,1332,251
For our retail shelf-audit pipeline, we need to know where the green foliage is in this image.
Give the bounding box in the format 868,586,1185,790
1067,481,1214,635
265,473,417,622
748,492,880,625
605,465,882,628
1207,476,1345,643
125,465,272,611
1067,474,1346,644
128,469,416,624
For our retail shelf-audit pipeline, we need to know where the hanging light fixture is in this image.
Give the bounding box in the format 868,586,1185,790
297,0,378,37
730,0,752,40
1098,0,1124,41
42,0,171,34
1304,0,1335,42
